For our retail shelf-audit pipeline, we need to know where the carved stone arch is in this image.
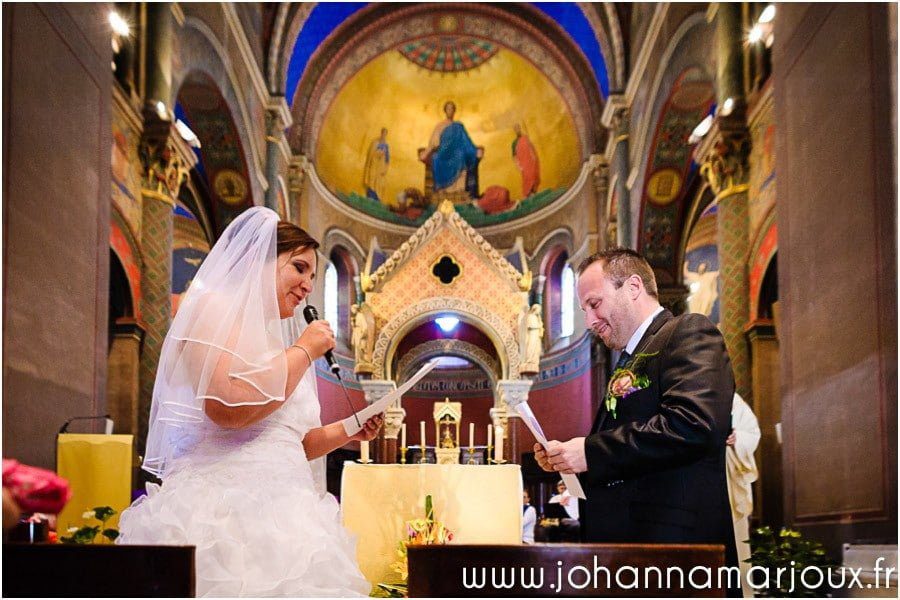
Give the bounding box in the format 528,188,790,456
396,340,501,389
374,298,520,381
322,228,366,273
631,12,710,175
270,3,317,94
175,18,266,204
530,228,575,275
577,2,625,91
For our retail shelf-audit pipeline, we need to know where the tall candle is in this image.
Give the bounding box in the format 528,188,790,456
487,423,492,448
469,423,474,449
420,421,426,449
495,426,504,462
401,423,407,448
360,440,369,463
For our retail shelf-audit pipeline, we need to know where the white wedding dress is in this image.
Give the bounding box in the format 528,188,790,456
118,359,370,597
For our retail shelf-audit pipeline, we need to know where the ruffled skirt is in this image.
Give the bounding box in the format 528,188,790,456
118,446,369,597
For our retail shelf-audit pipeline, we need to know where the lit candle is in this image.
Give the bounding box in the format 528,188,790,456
420,421,426,449
401,423,407,448
487,423,492,448
360,440,369,463
495,426,504,462
469,422,474,450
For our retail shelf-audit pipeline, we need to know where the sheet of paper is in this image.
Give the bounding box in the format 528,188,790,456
514,401,587,500
341,360,439,436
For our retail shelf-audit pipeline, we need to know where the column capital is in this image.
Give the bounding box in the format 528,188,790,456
140,116,193,200
496,379,533,410
382,405,406,440
359,380,397,406
694,117,750,199
601,94,629,129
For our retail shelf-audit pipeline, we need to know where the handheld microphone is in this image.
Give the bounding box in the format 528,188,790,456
302,305,341,376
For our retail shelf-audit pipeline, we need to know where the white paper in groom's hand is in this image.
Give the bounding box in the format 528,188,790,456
341,360,439,437
514,401,587,499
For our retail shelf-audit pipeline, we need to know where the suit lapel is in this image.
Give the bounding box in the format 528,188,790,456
593,309,673,433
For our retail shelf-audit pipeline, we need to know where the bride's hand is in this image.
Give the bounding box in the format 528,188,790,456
349,414,383,442
295,320,335,361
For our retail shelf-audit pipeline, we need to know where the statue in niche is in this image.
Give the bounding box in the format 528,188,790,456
440,416,456,449
350,302,375,370
363,127,390,202
418,101,483,202
520,304,544,374
512,123,540,197
683,261,720,317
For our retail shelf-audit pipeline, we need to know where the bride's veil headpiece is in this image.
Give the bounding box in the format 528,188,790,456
142,206,289,477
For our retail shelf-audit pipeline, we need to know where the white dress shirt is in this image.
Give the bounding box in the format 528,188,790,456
624,305,665,355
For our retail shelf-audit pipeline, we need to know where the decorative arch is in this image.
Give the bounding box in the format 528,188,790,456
636,62,715,285
175,18,265,209
110,208,142,323
374,298,520,381
327,245,358,342
749,215,778,321
288,3,606,158
322,228,366,270
396,339,500,389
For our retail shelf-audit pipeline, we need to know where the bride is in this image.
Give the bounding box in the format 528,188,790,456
118,207,379,597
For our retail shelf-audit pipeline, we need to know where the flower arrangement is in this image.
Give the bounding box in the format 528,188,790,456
747,526,832,597
59,506,119,544
605,352,658,418
376,495,453,598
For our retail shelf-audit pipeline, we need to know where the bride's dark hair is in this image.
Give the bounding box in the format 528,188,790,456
276,221,319,256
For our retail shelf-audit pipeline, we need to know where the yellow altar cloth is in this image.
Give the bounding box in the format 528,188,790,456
56,434,133,531
341,462,523,585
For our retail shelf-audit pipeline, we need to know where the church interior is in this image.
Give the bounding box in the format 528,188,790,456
2,2,897,596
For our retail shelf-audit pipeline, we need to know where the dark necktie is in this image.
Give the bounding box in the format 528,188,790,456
614,350,632,371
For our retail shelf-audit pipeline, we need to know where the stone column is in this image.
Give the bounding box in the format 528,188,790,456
264,98,292,214
361,380,398,463
144,3,173,109
695,3,752,400
592,159,613,248
494,379,533,465
611,108,632,249
137,123,191,457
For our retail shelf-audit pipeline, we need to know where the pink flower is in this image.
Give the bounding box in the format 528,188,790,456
609,370,637,397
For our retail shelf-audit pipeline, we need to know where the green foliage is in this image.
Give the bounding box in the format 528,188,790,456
747,526,832,597
59,506,120,545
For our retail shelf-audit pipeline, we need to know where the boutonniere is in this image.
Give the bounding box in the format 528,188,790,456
605,352,659,418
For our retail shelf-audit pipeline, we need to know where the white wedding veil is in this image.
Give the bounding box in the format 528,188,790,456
143,206,290,478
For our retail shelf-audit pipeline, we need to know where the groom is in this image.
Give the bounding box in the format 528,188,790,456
535,248,738,587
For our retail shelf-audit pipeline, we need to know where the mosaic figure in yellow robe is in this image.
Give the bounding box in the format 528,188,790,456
363,127,389,202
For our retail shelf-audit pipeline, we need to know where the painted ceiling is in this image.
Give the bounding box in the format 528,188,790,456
286,3,608,228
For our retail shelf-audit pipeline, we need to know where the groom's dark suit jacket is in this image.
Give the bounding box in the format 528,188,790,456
578,310,738,572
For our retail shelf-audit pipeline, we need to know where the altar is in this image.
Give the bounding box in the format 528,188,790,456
341,462,522,585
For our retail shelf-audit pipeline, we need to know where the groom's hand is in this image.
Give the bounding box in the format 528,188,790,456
544,438,587,474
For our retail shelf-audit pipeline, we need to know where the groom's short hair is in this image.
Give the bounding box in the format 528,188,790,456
577,248,659,299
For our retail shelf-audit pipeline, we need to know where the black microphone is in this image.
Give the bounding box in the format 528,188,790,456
302,305,341,377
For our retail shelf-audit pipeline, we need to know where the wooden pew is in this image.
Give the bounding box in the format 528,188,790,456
408,543,727,597
2,544,195,597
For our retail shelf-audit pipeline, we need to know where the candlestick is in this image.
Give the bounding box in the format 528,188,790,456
401,423,406,450
487,423,492,448
468,422,474,450
420,420,426,449
360,440,370,463
495,426,504,463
